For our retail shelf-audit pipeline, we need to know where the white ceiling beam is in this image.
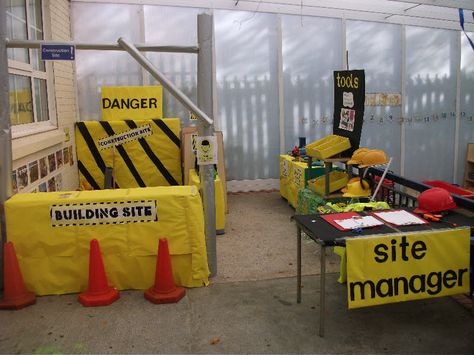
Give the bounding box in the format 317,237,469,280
70,0,474,30
387,0,474,11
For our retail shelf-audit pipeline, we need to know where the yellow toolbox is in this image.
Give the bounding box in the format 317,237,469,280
308,171,349,196
306,135,351,160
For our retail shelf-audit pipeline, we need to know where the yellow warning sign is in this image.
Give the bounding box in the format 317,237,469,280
101,86,163,121
75,119,181,189
346,228,470,309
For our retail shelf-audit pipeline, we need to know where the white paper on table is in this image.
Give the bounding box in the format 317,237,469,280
373,210,426,226
334,216,384,230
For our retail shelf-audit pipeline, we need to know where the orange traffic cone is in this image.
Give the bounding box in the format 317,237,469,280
0,242,36,310
145,238,185,304
78,239,120,307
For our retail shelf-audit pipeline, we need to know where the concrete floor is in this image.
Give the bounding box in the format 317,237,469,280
1,192,473,354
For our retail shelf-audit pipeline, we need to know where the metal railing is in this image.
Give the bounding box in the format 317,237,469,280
368,167,474,211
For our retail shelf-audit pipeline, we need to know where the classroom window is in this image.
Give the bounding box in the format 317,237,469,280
7,0,52,131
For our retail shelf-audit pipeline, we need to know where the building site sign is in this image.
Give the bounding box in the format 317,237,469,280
346,228,470,309
50,200,157,227
41,44,75,60
101,86,163,121
97,124,153,150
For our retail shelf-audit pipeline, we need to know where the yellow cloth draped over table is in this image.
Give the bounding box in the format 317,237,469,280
5,186,209,295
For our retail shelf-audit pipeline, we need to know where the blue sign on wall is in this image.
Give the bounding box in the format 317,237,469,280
41,44,75,61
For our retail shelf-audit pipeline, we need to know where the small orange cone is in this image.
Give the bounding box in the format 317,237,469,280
145,238,185,304
78,239,119,307
0,242,36,310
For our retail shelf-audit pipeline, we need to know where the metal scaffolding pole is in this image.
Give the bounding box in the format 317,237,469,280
118,26,217,275
118,37,213,126
6,39,199,53
197,13,217,277
0,0,12,286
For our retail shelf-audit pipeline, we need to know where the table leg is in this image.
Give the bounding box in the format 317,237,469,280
324,162,332,196
297,226,301,303
319,245,326,337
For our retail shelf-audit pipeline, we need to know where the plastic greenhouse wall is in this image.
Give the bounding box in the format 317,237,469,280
72,2,474,185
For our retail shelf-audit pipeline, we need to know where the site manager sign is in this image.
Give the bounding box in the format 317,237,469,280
346,228,470,309
101,86,163,121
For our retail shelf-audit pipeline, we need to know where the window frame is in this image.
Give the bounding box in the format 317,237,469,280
7,0,57,139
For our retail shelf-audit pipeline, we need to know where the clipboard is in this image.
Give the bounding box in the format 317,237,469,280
371,210,428,226
320,212,361,231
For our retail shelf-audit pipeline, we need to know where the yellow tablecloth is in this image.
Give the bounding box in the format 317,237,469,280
5,186,209,295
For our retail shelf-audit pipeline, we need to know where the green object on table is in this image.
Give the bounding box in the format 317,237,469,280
296,188,327,215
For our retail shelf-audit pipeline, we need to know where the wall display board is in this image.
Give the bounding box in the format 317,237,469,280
101,86,163,121
346,228,470,309
75,119,181,189
4,186,209,295
333,70,365,155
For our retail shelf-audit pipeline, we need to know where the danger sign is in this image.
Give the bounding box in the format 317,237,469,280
101,86,163,121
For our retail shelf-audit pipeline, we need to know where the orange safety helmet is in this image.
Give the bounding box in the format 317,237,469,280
413,187,457,214
358,149,388,168
341,178,371,197
347,148,370,165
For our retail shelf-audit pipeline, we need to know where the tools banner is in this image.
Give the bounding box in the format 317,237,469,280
346,228,470,309
333,70,365,155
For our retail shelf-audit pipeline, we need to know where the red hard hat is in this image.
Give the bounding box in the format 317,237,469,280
413,187,457,214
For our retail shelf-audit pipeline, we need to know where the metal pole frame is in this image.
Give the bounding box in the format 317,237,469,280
0,0,12,287
197,13,217,277
2,14,218,278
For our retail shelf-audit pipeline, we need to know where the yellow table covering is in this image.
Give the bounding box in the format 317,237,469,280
5,186,209,295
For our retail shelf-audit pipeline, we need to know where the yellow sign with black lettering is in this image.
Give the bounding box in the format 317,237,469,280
101,86,163,120
75,119,181,189
346,228,470,309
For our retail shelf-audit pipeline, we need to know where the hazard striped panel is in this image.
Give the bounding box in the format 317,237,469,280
75,119,182,189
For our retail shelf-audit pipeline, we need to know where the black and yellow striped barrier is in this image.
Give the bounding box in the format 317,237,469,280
76,119,182,189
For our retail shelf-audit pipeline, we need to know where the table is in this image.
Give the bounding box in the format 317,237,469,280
294,210,473,337
5,186,210,295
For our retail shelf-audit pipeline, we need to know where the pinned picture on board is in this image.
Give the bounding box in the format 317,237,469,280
38,182,47,192
39,157,48,178
29,161,39,183
339,108,356,132
55,174,63,191
48,176,56,192
48,153,56,172
196,136,217,165
56,149,63,168
63,147,69,165
69,145,74,166
12,171,18,193
17,165,28,190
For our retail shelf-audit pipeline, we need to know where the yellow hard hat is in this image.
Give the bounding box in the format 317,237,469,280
347,148,370,165
342,178,371,197
358,149,388,168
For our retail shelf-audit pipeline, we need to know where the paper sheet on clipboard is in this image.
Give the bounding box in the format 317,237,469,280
334,216,384,230
372,210,427,226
